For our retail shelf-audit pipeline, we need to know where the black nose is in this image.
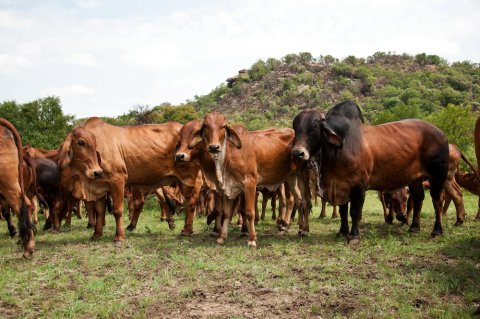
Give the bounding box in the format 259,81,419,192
292,149,305,158
93,170,103,178
208,144,220,153
175,153,185,161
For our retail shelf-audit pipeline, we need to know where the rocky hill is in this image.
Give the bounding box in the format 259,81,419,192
191,52,480,130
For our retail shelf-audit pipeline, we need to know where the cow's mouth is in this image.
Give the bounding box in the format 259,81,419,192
209,150,221,159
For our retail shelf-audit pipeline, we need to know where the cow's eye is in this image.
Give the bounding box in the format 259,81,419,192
222,124,226,128
78,140,86,147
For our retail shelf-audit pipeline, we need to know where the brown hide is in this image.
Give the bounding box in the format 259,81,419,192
60,117,201,242
0,118,35,258
176,113,310,246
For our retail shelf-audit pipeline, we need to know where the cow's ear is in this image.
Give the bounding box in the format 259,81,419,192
58,133,73,169
96,151,103,166
321,121,343,148
188,125,204,148
226,125,241,149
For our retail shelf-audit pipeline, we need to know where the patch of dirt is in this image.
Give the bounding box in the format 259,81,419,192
0,301,21,319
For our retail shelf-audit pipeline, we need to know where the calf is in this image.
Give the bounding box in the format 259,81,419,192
175,115,310,247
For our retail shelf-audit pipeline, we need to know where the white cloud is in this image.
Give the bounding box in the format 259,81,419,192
0,10,33,28
0,53,31,74
65,52,97,66
42,84,95,96
75,0,101,9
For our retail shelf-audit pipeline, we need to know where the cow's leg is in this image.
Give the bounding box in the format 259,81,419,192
156,189,168,222
408,180,424,233
111,186,126,243
348,186,365,245
243,181,258,247
276,184,287,232
443,179,465,226
52,201,62,231
332,205,338,218
179,184,198,236
295,176,310,236
3,206,18,237
337,203,349,237
260,192,267,221
320,198,327,219
379,192,391,224
91,197,106,240
238,195,249,235
62,198,72,228
430,181,444,237
217,194,233,244
31,197,38,225
85,201,96,228
213,192,223,235
442,193,452,215
271,192,277,220
476,197,480,220
126,189,144,231
254,192,260,223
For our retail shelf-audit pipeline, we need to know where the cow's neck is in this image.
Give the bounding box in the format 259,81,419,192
213,138,227,191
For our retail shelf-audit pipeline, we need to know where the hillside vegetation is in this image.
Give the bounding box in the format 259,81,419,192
1,52,479,153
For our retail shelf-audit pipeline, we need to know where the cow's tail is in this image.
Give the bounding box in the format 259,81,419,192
106,195,113,214
0,119,37,244
453,144,480,185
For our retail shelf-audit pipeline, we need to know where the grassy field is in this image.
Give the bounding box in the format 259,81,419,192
1,191,479,319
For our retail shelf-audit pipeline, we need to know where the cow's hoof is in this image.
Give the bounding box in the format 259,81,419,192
278,230,288,236
248,241,257,248
337,231,348,238
431,229,443,238
347,236,361,245
216,238,225,245
240,232,248,237
86,223,95,229
168,223,176,230
126,224,136,232
396,214,407,223
331,215,338,219
180,229,193,236
298,230,309,237
114,240,124,247
318,215,326,219
160,218,167,222
210,231,218,237
408,225,420,233
90,235,101,241
43,223,52,231
22,251,33,260
454,220,464,226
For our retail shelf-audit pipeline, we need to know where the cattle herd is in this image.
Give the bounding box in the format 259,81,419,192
1,101,480,259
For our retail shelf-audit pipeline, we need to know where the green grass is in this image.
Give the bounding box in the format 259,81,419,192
1,191,479,318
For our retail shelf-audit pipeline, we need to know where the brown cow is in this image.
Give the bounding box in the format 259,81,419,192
175,115,310,247
58,118,202,244
292,101,449,244
379,188,410,224
444,171,480,219
0,118,36,258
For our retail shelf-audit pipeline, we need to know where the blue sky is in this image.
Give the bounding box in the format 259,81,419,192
1,0,480,118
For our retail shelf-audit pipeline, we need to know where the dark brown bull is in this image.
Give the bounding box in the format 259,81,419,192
58,118,201,244
0,118,36,258
175,115,310,247
292,101,449,244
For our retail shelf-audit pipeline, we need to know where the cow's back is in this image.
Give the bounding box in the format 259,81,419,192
0,126,20,194
82,117,182,184
364,119,448,190
248,128,296,185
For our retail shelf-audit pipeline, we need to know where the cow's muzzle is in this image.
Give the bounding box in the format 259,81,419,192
292,147,309,161
208,144,221,153
175,153,189,162
93,170,103,178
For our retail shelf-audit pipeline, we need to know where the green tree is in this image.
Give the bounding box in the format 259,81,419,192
0,96,73,149
425,104,477,150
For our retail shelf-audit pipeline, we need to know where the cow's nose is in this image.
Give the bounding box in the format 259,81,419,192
208,144,220,153
175,153,185,161
93,170,103,178
292,148,305,158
